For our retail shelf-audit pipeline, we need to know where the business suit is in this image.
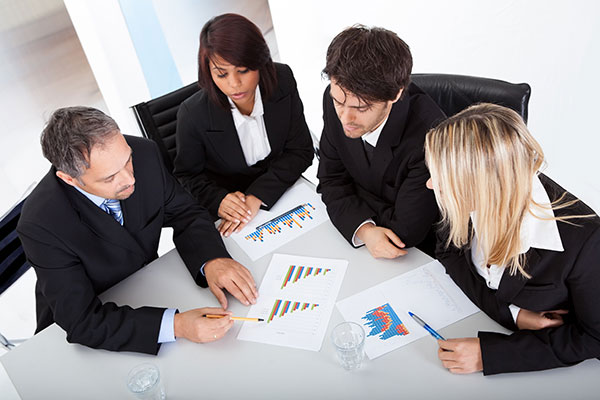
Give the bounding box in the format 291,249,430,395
174,62,313,219
17,136,230,354
436,174,600,375
317,83,445,253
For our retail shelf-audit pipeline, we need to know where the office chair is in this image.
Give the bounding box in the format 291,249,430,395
131,82,200,172
0,197,30,351
410,73,531,123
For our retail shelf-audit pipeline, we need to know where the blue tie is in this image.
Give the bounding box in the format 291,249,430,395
102,199,123,225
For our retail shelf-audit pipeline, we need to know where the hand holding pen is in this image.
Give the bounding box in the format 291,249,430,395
409,311,483,374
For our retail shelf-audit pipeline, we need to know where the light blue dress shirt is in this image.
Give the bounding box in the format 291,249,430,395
74,186,177,343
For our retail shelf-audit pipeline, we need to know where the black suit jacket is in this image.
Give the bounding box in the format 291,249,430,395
174,62,313,218
17,136,230,354
317,83,445,253
436,174,600,375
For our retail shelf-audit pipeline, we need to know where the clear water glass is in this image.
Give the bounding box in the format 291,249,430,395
331,322,365,370
126,363,166,399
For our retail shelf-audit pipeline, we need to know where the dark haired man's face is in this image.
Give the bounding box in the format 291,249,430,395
56,132,136,200
330,80,399,139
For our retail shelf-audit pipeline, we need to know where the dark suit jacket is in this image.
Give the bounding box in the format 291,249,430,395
173,62,313,219
436,174,600,375
317,83,445,253
17,136,230,354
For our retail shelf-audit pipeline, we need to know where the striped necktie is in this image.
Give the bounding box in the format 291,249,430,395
102,199,123,225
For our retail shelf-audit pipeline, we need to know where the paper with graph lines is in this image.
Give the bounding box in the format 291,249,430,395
237,254,347,351
336,260,479,359
227,181,329,261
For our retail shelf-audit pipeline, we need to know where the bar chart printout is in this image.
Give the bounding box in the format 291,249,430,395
237,254,348,351
362,303,409,340
228,182,329,261
336,260,479,359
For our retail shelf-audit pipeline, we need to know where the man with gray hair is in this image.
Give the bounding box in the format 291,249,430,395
17,106,258,354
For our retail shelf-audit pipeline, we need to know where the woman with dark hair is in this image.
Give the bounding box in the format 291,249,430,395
174,13,313,236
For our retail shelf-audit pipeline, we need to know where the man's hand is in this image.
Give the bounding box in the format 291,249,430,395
204,258,258,309
356,223,407,259
516,308,568,330
217,194,263,237
174,307,233,343
218,192,251,224
438,338,483,374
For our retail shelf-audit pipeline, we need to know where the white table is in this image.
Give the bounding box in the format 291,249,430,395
1,187,598,399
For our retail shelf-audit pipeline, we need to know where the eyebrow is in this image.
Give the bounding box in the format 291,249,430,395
99,149,133,182
330,92,370,109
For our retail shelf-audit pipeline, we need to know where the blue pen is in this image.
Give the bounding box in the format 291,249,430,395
408,311,446,340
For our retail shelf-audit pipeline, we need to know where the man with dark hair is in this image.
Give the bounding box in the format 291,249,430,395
17,106,258,354
317,25,445,258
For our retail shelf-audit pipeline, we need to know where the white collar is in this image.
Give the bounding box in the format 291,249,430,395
74,185,107,207
361,116,389,147
471,174,563,255
228,85,264,128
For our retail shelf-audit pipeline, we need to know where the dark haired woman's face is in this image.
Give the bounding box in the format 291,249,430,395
210,55,260,114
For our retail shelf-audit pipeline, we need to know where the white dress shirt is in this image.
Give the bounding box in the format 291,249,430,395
352,117,389,246
470,174,564,322
228,85,271,166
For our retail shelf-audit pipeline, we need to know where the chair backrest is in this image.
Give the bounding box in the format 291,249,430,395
0,198,29,295
410,73,531,123
131,82,200,172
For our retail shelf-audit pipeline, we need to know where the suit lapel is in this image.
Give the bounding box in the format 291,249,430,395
205,101,248,169
263,93,290,153
369,95,410,193
496,248,542,303
64,183,146,257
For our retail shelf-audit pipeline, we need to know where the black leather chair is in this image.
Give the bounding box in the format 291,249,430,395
131,82,200,172
0,197,30,350
410,73,531,123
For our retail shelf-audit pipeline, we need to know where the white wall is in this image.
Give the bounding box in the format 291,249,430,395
269,0,600,213
64,0,277,137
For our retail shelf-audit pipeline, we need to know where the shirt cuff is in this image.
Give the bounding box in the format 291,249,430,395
157,308,177,343
352,219,375,247
508,304,521,324
200,262,206,276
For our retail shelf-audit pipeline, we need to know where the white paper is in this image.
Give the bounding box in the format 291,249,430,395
336,260,479,359
226,181,329,261
237,254,348,351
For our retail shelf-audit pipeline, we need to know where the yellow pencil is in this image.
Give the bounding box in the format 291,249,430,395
203,314,264,322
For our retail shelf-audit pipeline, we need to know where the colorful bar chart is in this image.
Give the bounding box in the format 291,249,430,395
244,203,316,242
362,303,409,340
281,265,331,289
267,299,320,323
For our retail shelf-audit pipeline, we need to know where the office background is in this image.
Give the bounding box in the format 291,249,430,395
1,0,599,355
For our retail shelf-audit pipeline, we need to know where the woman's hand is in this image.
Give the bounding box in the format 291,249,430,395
516,309,568,330
218,192,251,224
217,194,263,237
438,338,483,374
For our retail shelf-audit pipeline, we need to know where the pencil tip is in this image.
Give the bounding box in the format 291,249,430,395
258,318,264,321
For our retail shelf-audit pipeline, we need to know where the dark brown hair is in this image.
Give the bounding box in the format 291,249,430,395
323,25,412,104
198,13,277,109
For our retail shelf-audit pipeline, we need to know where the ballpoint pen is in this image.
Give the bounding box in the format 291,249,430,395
408,311,445,340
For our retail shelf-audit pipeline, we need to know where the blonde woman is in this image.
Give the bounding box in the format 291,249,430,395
424,103,600,375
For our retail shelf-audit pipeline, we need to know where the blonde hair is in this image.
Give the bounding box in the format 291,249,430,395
425,103,580,278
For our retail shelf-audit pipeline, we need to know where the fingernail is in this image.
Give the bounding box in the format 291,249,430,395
243,219,248,223
247,210,252,215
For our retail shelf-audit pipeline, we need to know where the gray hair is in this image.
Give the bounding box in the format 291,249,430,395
41,106,120,178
